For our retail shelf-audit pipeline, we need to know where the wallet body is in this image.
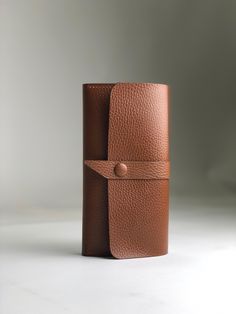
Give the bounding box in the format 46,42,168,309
83,83,170,259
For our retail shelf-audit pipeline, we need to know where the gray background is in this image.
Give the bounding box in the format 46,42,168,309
1,0,236,212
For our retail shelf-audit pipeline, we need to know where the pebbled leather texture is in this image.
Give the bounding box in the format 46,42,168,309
84,160,170,180
108,83,169,258
82,83,170,259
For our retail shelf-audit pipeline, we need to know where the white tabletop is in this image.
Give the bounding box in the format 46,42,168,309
1,197,236,314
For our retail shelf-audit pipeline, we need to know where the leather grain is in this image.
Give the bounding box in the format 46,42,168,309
82,82,170,259
108,83,169,258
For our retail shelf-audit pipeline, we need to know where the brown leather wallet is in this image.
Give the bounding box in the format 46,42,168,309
82,83,170,259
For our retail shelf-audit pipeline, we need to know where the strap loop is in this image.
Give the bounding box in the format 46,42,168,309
84,160,170,180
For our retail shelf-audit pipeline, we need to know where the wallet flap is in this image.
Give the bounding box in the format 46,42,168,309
107,83,169,258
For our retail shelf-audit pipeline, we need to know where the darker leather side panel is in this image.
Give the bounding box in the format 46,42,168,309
82,84,114,256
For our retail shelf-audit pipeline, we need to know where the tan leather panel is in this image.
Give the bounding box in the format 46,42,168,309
108,180,169,258
108,83,169,258
84,160,170,179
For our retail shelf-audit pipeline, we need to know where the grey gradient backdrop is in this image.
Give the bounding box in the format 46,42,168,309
1,0,236,213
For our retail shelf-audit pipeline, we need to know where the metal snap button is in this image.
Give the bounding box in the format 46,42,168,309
114,162,127,177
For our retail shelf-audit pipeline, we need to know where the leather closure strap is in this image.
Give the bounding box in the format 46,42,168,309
84,160,170,180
